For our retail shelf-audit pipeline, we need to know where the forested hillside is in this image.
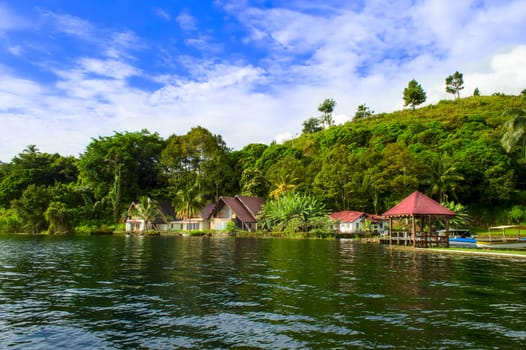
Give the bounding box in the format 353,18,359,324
1,93,525,233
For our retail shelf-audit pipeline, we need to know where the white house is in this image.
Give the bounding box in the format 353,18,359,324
329,210,388,234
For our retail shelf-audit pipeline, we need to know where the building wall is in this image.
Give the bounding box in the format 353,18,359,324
211,218,230,230
125,220,145,232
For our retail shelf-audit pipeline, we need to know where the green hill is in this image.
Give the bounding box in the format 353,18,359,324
267,94,526,226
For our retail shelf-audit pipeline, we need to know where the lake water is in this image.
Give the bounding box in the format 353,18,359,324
0,235,525,349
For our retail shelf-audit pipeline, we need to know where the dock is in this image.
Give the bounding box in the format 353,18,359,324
380,231,449,248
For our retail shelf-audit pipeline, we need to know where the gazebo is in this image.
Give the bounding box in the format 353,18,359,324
382,191,456,248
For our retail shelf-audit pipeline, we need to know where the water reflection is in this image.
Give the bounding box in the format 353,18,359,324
0,235,525,349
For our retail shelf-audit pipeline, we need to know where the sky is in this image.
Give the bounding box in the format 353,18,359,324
1,0,526,162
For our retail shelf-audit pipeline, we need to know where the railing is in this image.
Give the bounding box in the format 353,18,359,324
386,231,449,247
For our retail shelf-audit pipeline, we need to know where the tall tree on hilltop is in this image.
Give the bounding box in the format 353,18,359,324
302,117,323,134
318,98,336,128
403,79,426,110
446,71,464,99
354,104,374,120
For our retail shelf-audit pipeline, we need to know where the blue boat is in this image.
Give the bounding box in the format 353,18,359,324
449,236,477,248
437,229,477,248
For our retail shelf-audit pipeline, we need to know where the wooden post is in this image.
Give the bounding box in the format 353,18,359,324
412,215,416,248
389,217,392,246
428,215,432,247
446,216,449,248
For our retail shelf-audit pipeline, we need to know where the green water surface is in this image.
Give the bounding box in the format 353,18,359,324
0,235,525,349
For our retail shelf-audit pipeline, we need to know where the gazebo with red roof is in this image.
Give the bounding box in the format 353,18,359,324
382,191,456,247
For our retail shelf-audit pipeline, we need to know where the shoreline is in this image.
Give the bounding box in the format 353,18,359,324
386,244,526,259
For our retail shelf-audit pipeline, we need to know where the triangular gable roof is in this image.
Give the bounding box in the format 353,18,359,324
235,195,265,219
212,195,264,223
202,203,215,220
383,191,456,217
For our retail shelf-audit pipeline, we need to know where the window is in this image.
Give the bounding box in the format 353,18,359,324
186,223,199,230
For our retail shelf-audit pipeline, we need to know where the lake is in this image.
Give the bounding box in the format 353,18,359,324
0,235,525,349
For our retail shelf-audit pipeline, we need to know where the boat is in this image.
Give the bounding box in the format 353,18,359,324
475,225,526,249
438,229,477,248
449,236,478,248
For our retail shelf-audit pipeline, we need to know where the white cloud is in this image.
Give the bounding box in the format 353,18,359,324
153,7,171,21
1,1,526,162
176,11,197,31
41,11,95,40
8,45,22,56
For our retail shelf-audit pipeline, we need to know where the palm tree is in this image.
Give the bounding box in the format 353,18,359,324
129,196,163,232
268,173,298,200
175,183,204,230
501,111,526,160
427,153,464,203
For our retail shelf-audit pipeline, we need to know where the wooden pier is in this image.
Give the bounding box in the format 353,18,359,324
382,191,456,249
380,231,449,248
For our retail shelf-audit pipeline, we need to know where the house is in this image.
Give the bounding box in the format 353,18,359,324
125,200,176,233
168,203,214,232
208,195,265,232
329,210,388,234
125,195,265,233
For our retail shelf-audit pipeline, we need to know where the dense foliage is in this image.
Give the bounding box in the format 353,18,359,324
1,93,526,233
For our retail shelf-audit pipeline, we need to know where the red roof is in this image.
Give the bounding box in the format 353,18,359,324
330,210,365,223
383,191,456,217
330,210,386,222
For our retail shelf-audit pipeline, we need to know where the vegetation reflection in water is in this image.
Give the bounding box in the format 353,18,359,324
0,235,525,349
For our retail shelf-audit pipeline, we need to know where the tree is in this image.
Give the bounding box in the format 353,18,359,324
161,126,234,204
0,146,78,207
403,79,426,110
508,205,525,225
445,71,464,99
312,145,353,211
501,113,526,160
442,201,470,227
45,201,70,234
175,182,204,226
318,98,336,128
423,152,464,203
257,192,328,234
473,88,480,96
128,196,163,232
268,173,298,200
78,130,164,222
12,185,52,233
240,168,267,197
302,117,323,134
354,104,374,120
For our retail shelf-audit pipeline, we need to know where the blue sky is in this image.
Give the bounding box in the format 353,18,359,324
1,0,526,161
